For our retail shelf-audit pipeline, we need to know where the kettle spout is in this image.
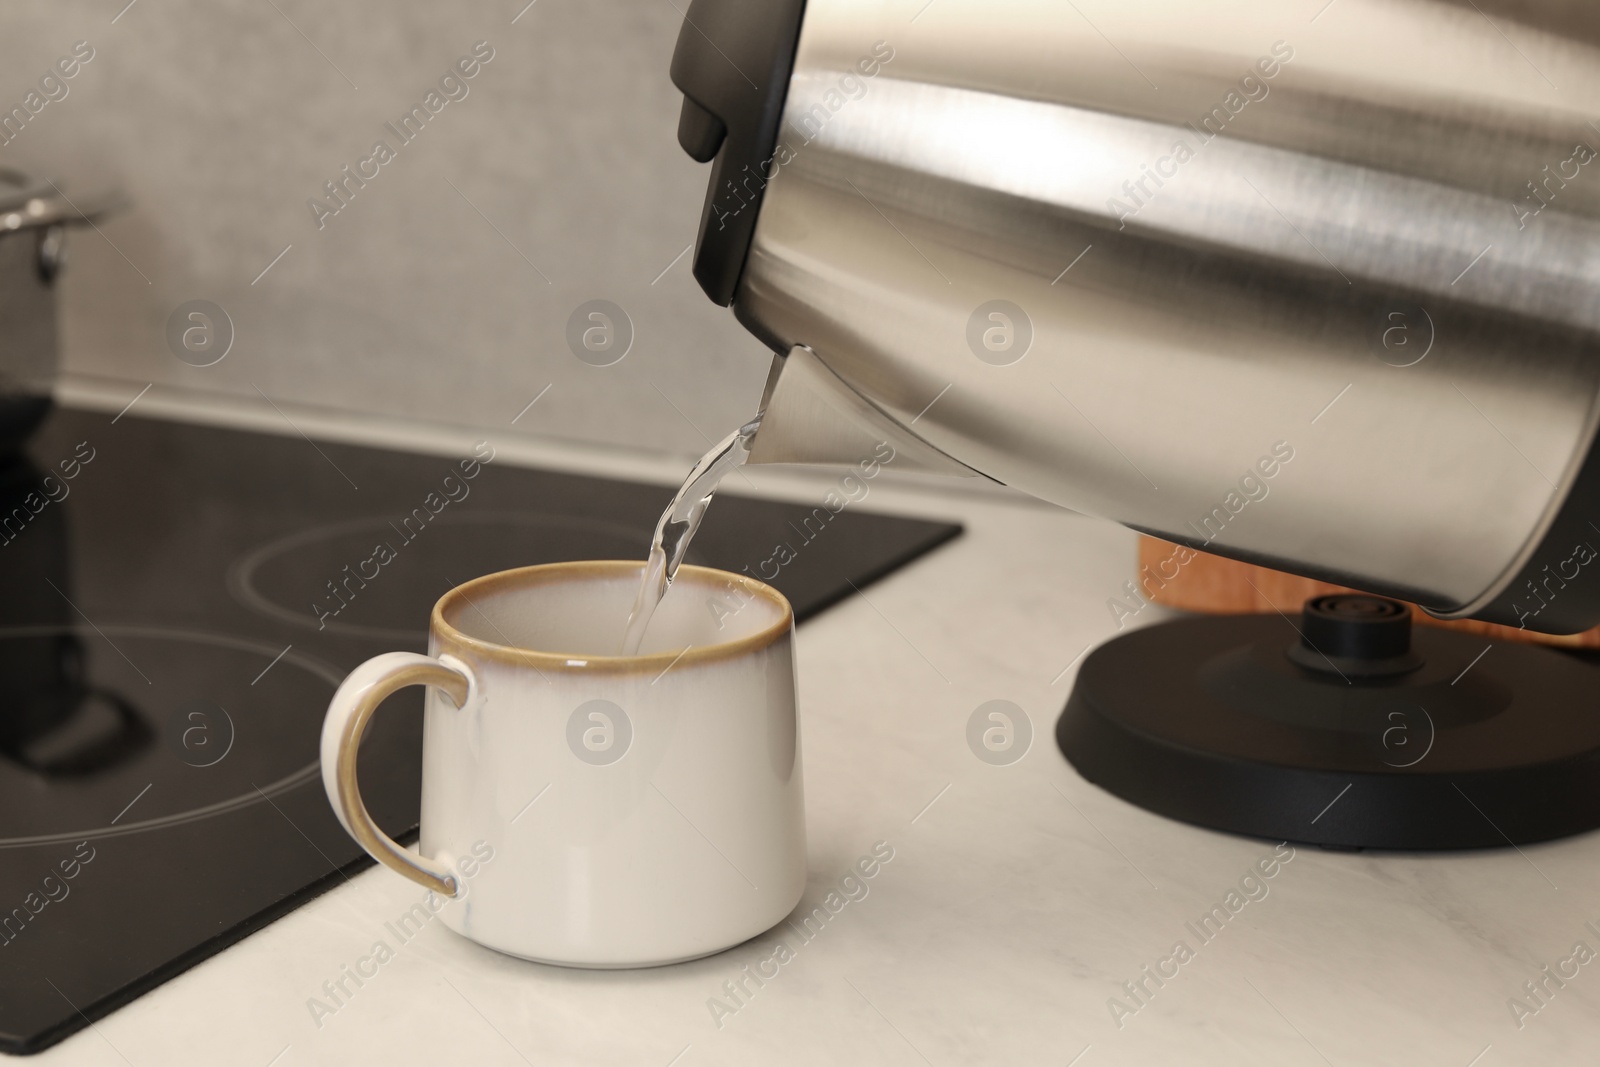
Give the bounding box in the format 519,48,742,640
748,346,979,477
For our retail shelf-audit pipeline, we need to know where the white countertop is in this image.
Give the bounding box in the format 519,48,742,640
38,387,1600,1067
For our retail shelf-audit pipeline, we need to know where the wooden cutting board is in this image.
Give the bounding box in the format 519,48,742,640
1137,536,1600,648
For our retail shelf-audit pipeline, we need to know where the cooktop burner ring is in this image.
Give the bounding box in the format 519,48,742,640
227,510,669,641
0,625,344,851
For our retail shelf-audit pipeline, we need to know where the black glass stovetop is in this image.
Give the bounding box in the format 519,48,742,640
0,406,960,1056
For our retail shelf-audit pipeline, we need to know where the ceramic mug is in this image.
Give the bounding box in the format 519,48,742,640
319,561,807,967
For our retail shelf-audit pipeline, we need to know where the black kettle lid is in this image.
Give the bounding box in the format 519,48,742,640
669,0,807,307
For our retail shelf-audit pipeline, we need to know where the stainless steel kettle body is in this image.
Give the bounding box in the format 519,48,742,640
670,0,1600,635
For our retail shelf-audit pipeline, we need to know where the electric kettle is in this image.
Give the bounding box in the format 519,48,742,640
669,0,1600,636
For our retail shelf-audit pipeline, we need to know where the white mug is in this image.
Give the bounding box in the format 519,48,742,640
320,561,807,967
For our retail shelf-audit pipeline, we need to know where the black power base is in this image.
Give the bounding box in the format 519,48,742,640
1057,595,1600,850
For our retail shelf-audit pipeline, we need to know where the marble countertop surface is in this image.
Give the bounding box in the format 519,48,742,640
38,385,1600,1067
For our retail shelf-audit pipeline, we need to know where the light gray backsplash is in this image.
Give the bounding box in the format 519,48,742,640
1,0,770,458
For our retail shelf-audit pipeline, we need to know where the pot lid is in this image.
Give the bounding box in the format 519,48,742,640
0,170,119,235
0,168,50,214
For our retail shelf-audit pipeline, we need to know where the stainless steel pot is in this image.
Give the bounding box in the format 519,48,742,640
670,0,1600,635
0,168,106,452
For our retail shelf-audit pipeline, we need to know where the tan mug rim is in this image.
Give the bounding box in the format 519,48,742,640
430,560,793,673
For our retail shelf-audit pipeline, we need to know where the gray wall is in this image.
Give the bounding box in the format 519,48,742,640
1,0,769,458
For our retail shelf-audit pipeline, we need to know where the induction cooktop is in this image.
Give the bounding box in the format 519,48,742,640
0,406,961,1055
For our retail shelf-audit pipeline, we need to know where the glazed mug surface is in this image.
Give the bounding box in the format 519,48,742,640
319,560,806,967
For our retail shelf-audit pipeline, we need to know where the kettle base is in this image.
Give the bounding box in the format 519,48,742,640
1057,608,1600,849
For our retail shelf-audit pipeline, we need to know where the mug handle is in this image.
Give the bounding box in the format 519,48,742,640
320,652,472,898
